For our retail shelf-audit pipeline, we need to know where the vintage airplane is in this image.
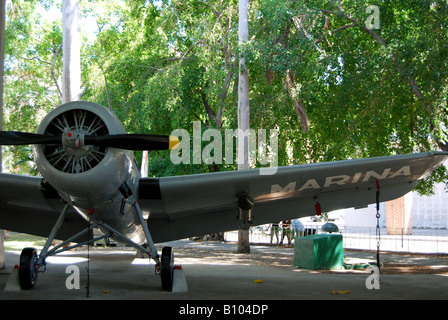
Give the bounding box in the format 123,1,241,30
0,101,447,291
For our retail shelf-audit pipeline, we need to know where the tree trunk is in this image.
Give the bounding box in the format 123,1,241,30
62,0,81,103
285,69,310,131
0,0,5,270
0,0,4,171
237,0,250,254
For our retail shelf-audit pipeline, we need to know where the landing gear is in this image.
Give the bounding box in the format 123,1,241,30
16,202,177,292
19,248,39,290
133,202,175,291
161,246,174,291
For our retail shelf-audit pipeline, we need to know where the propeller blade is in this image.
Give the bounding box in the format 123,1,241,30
0,131,180,151
0,131,61,146
84,134,180,151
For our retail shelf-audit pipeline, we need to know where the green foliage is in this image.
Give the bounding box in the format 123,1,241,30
3,0,448,195
3,0,61,173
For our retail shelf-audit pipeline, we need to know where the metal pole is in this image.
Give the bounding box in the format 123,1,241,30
100,222,152,258
46,223,100,256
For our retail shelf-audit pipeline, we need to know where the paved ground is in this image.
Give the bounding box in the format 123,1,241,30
1,239,447,304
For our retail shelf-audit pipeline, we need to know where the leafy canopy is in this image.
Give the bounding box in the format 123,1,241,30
3,0,448,194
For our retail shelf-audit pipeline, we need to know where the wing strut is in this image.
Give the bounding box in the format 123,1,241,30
18,203,71,289
133,201,176,291
39,203,71,263
133,201,160,265
18,203,113,289
17,199,175,291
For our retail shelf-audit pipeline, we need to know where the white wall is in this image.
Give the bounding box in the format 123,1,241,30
342,203,386,228
412,182,448,229
341,180,448,230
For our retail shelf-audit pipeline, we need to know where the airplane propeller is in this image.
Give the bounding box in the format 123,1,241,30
0,131,180,151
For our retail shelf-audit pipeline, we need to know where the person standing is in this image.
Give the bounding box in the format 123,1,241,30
280,220,292,245
269,222,280,244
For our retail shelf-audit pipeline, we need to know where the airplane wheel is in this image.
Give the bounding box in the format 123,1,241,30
161,246,174,291
19,248,39,290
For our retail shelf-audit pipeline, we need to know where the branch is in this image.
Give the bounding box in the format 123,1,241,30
50,45,62,98
124,41,202,102
322,7,421,101
320,5,387,46
215,65,237,127
319,9,341,16
321,1,437,141
21,56,51,65
191,111,206,124
104,74,111,110
286,70,310,132
200,89,216,123
194,0,220,20
293,15,329,56
329,23,357,35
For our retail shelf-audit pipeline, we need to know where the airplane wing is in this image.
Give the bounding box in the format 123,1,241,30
140,152,448,242
0,173,88,241
1,152,447,244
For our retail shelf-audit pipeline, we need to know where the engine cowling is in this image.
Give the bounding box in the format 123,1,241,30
34,101,140,209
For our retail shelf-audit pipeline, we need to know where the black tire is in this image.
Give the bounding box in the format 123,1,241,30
161,246,174,291
19,248,39,290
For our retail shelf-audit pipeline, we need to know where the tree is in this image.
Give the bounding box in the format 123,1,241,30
3,0,448,193
0,0,5,271
237,0,250,253
62,0,81,102
0,0,5,171
82,0,242,174
317,0,448,152
81,0,448,191
2,0,63,173
246,1,448,168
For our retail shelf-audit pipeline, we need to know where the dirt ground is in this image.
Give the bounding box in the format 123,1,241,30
166,242,448,275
